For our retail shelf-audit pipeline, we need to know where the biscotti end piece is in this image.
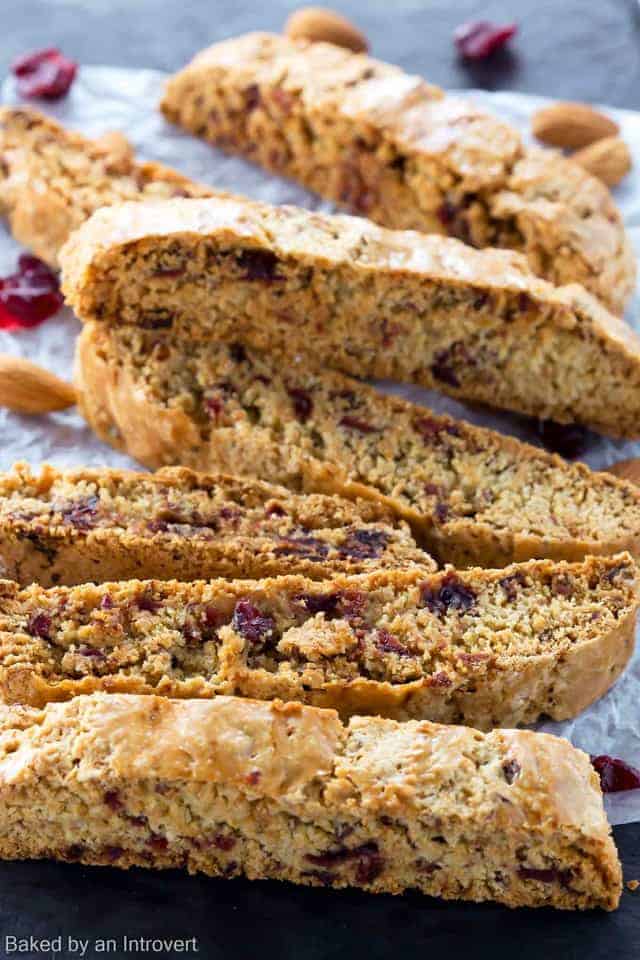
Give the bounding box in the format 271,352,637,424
0,554,636,729
160,32,634,313
0,461,432,586
60,196,640,439
0,693,621,909
0,107,217,266
74,323,640,568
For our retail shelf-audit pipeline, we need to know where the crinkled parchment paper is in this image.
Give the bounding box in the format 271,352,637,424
1,67,640,823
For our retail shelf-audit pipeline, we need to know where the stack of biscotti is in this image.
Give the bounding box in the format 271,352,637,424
0,693,622,909
61,196,640,436
160,32,635,314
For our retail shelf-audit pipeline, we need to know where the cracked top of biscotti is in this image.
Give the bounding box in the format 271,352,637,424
0,691,615,842
60,196,640,438
0,107,217,266
0,461,433,584
75,324,640,568
160,32,635,313
0,555,635,728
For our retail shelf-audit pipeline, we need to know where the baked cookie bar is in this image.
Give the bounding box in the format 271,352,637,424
75,324,640,568
61,196,640,437
1,555,636,728
0,107,217,266
0,692,622,909
160,32,635,314
0,462,431,587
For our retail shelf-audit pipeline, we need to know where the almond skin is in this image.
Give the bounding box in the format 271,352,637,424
532,102,618,149
0,354,76,414
606,458,640,486
572,136,632,188
285,7,369,53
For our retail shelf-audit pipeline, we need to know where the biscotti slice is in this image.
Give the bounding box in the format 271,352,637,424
75,324,640,568
160,32,635,314
61,196,640,438
0,462,432,587
1,555,636,728
0,692,621,909
0,107,217,267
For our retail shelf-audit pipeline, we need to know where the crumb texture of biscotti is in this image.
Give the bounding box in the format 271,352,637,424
0,555,636,728
75,324,640,569
0,462,432,587
0,693,622,910
61,196,640,438
159,32,635,314
0,107,217,266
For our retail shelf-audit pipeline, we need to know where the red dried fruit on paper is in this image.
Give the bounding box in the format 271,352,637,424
591,755,640,793
12,48,77,100
454,21,517,61
0,254,64,330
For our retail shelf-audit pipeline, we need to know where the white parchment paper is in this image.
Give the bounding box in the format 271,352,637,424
1,67,640,823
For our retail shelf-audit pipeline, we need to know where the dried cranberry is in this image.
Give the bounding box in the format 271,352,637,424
105,846,124,862
26,610,52,639
148,834,168,852
430,349,461,388
232,599,275,648
375,630,411,657
536,420,589,460
104,790,123,812
77,645,105,659
296,592,341,619
246,770,261,786
414,416,460,441
302,869,336,885
339,416,378,434
229,343,247,364
136,593,161,613
454,21,517,60
60,495,100,530
591,755,640,793
339,529,389,560
265,502,286,518
502,759,521,784
434,502,449,523
100,595,115,610
214,833,236,851
429,671,452,688
11,48,77,99
421,573,476,615
339,590,368,624
499,572,526,602
550,574,573,598
518,866,573,888
437,201,456,226
287,387,313,423
354,843,384,885
0,254,63,330
237,249,282,282
244,84,260,111
274,535,329,560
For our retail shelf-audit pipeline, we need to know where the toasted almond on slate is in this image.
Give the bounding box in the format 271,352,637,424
607,458,640,486
0,354,76,414
285,7,369,53
572,136,632,188
532,101,619,149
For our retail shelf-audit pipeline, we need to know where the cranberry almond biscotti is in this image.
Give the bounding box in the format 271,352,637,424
75,324,640,569
160,32,635,314
0,555,636,729
0,693,622,910
0,462,432,587
0,107,217,267
61,196,640,437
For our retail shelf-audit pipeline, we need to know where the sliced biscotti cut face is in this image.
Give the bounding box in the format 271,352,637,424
75,324,640,569
61,196,640,438
0,107,217,267
0,555,636,729
160,32,635,314
0,462,432,586
0,692,621,909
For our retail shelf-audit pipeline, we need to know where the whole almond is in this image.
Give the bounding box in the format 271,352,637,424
285,7,369,53
532,102,618,149
606,458,640,486
572,136,632,188
0,354,76,414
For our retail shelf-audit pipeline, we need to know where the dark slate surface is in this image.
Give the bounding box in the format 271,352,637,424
1,1,640,957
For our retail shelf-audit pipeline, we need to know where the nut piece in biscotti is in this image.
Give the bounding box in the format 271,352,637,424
0,692,622,909
0,555,636,729
159,32,635,314
75,325,640,569
0,107,218,267
61,196,640,439
0,461,432,587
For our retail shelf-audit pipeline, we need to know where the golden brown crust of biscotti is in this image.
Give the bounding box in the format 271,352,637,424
0,461,432,586
159,32,635,314
0,107,217,266
0,556,636,729
74,323,640,568
60,196,640,437
0,693,622,909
